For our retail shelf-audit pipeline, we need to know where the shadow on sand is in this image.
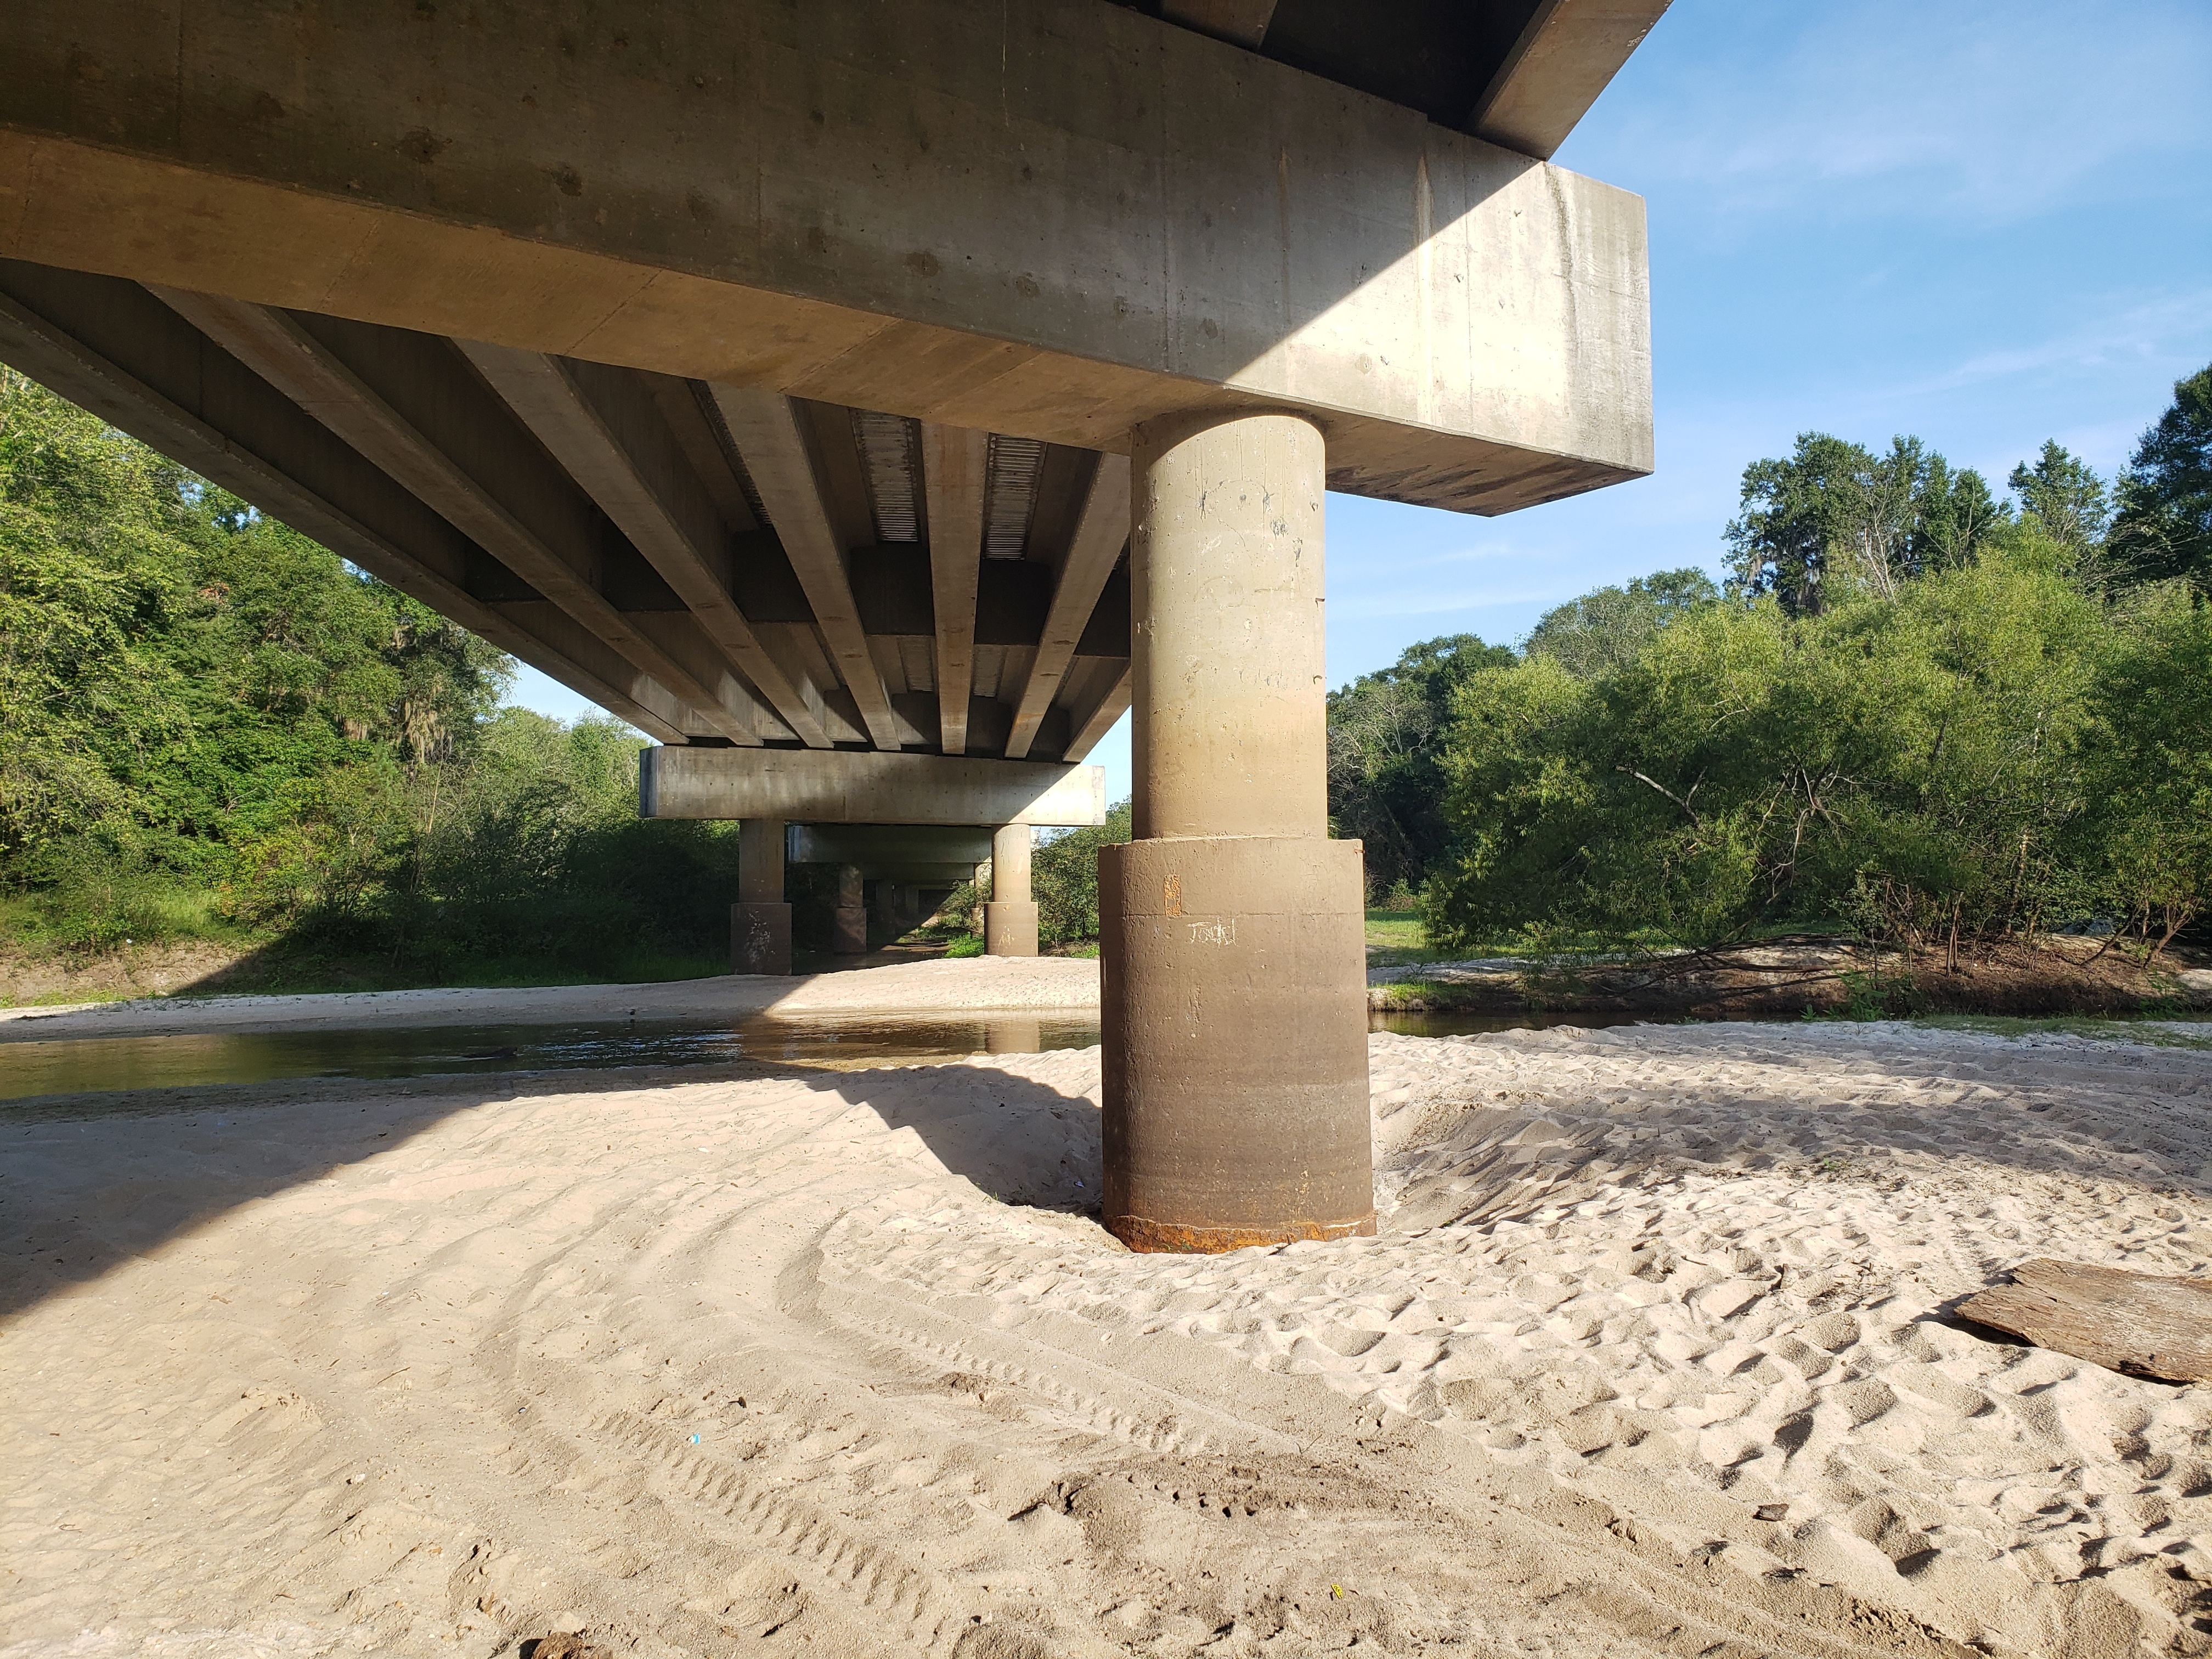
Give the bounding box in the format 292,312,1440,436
9,1023,2209,1327
0,1049,1104,1323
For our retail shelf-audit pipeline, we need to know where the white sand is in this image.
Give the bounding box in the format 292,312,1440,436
0,956,1102,1040
4,1022,2210,1657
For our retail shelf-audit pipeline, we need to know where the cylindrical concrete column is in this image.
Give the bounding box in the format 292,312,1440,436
831,863,867,955
985,823,1039,957
730,818,792,974
1130,411,1329,840
1101,409,1373,1253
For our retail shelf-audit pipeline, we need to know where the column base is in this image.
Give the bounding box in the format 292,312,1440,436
831,906,869,955
984,900,1039,957
1100,835,1373,1252
729,902,792,975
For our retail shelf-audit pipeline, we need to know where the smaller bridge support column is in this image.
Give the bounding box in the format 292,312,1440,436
731,818,792,975
985,824,1039,957
831,864,868,955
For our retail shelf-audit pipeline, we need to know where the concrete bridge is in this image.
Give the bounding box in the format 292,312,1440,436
0,0,1663,1251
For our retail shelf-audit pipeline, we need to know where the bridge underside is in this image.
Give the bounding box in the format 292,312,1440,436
1,0,1663,1250
0,261,1138,760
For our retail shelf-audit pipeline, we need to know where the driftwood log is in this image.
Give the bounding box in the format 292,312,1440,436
1955,1258,2212,1384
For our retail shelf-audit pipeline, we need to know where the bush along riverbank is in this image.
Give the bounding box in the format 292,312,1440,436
1337,371,2212,1009
1,373,742,1001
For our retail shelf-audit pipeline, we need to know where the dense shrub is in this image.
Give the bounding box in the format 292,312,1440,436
1034,801,1133,945
1355,370,2212,960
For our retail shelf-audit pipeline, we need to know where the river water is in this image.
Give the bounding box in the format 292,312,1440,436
0,1007,1669,1108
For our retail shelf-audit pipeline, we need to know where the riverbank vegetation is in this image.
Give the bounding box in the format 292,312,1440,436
1330,363,2212,991
8,357,2207,1006
1,370,739,998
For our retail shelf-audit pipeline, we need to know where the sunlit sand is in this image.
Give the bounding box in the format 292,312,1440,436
4,978,2209,1656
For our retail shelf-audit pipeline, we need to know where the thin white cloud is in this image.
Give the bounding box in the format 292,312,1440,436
1571,0,2212,228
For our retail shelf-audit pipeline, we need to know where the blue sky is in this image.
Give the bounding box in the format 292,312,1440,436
510,0,2212,808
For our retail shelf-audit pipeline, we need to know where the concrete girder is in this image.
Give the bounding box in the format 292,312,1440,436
142,288,766,746
0,261,698,743
486,601,699,744
707,384,904,751
644,375,764,534
1065,665,1135,764
921,423,988,755
1469,0,1673,162
457,343,827,747
1160,0,1279,50
0,0,1652,514
1005,456,1131,760
641,749,1104,830
821,861,983,885
9,262,1125,761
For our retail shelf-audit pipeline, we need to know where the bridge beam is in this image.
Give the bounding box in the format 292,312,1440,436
0,0,1651,514
640,748,1103,830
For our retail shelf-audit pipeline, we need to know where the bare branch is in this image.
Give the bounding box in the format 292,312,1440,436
1616,765,1703,827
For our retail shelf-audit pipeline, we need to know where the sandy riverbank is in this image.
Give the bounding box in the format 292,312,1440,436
4,1021,2210,1657
0,956,1102,1040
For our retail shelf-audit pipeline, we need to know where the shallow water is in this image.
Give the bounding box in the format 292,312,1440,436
0,1014,1104,1103
0,1008,1691,1106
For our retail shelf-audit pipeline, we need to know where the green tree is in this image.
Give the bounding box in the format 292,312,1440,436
3,372,746,981
1,366,510,902
1032,799,1133,945
1522,567,1718,679
1,369,192,861
2009,441,2110,554
1326,634,1514,898
2111,363,2212,590
1727,433,2005,612
1427,550,2108,956
2079,592,2212,957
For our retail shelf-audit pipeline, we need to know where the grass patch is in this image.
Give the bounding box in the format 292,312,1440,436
1368,977,1515,1013
1365,909,1426,952
1365,909,1528,969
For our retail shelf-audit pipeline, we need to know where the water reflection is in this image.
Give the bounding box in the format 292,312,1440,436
0,1007,1696,1108
0,1014,1102,1104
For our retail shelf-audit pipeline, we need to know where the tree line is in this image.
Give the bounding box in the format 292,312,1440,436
1,369,739,985
1329,363,2212,961
8,357,2207,984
